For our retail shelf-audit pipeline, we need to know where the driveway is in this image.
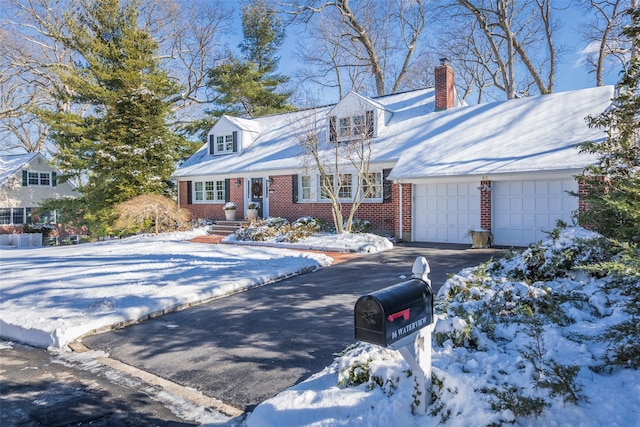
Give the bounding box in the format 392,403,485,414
82,243,506,413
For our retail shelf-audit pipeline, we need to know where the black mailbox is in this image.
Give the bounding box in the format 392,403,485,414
354,278,433,349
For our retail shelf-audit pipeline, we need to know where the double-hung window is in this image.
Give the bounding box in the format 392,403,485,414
216,135,234,153
0,208,26,225
193,180,226,203
301,171,382,202
329,111,374,142
25,171,53,186
338,174,352,199
319,174,333,200
12,208,24,224
0,208,11,224
338,115,365,138
362,172,382,199
300,175,312,200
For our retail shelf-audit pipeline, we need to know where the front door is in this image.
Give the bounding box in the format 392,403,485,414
251,178,264,218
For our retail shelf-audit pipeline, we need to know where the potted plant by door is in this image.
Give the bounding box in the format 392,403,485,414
223,202,237,220
247,202,260,220
467,228,492,249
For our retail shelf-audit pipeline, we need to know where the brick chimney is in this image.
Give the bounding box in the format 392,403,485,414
435,58,455,111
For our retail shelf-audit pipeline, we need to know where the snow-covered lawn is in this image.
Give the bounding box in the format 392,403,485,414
0,229,390,349
247,228,640,427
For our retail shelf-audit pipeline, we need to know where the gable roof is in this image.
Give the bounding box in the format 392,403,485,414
174,85,613,180
0,153,39,186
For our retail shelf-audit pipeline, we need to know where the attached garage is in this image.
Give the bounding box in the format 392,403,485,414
492,178,579,247
413,182,480,244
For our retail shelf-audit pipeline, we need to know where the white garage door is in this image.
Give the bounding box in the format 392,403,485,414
413,183,480,244
493,179,578,247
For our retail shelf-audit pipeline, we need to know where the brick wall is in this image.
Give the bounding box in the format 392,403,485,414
480,179,492,230
391,183,412,239
577,175,608,214
267,174,397,234
179,179,246,222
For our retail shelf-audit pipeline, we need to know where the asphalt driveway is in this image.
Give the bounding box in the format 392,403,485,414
82,243,507,413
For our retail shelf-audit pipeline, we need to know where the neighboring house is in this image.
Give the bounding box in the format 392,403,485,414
0,152,79,240
173,60,613,247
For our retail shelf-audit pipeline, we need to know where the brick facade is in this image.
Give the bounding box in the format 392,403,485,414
268,174,397,234
480,179,492,230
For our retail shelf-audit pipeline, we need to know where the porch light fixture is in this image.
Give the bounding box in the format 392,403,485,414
477,184,491,192
235,178,242,188
267,177,274,185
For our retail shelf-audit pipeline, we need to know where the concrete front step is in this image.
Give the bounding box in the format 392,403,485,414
207,220,248,236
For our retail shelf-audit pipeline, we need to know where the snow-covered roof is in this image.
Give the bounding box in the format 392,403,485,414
388,86,614,180
221,115,262,133
0,153,38,186
174,85,614,180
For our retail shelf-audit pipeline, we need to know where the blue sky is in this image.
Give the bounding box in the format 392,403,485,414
219,1,623,102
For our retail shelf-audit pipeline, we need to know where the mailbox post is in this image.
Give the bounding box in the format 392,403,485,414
354,256,435,415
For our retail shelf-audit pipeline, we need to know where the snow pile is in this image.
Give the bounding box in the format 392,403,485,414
246,227,640,426
0,229,331,349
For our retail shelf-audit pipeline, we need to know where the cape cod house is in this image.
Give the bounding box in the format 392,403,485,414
0,152,79,243
173,61,613,247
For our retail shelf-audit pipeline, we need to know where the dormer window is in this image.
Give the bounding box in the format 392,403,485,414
209,131,238,155
217,134,233,153
329,110,374,142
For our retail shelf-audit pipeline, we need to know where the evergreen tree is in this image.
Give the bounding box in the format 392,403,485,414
207,0,292,118
577,6,640,243
38,0,191,234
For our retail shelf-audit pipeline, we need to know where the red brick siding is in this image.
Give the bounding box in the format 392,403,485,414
179,178,245,222
391,183,412,237
577,175,607,214
267,174,397,233
480,179,492,230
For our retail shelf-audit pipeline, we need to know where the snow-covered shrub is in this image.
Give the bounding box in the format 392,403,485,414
234,216,324,243
346,218,371,234
431,226,640,422
585,243,640,369
336,344,414,408
234,218,282,241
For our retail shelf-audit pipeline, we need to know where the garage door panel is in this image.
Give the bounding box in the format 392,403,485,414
493,179,578,247
414,182,480,244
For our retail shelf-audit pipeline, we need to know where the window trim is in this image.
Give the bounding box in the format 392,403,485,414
209,131,238,156
192,180,226,204
24,170,54,187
